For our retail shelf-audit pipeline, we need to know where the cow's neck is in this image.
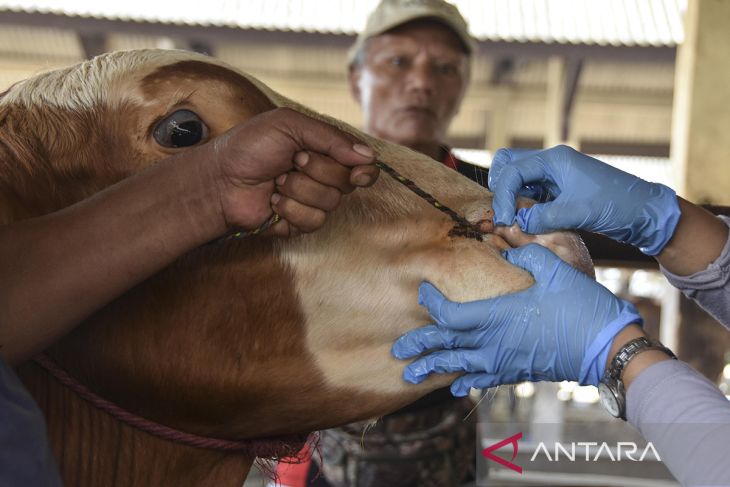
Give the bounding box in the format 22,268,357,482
18,362,254,487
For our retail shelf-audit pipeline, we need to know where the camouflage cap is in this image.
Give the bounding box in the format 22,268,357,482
348,0,476,66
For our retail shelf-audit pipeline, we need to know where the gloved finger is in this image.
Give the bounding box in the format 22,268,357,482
515,201,562,234
488,149,523,226
418,282,484,330
517,183,551,202
391,324,482,360
503,244,563,282
490,159,550,227
487,148,511,191
418,282,516,331
403,350,487,384
450,373,501,397
488,148,542,191
516,198,589,234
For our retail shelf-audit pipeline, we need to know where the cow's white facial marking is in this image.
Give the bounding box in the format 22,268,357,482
277,145,536,398
2,49,594,430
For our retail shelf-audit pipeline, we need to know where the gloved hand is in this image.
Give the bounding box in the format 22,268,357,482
488,145,681,256
391,244,642,396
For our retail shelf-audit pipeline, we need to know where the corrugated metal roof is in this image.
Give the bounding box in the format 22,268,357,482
0,0,685,47
470,0,686,46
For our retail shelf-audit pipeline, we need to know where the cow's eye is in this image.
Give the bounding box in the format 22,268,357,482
153,110,207,148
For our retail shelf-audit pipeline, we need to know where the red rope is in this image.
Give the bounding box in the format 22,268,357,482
33,353,272,452
33,159,485,457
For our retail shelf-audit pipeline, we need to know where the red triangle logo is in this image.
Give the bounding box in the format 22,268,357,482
481,432,523,474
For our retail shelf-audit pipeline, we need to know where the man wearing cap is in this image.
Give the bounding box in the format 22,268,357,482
346,0,487,184
275,1,485,486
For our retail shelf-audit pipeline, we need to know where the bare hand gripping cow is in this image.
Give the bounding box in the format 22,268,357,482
394,145,730,486
0,109,378,486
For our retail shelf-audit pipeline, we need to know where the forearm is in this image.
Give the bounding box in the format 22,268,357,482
607,326,730,485
0,148,225,364
626,360,730,486
659,214,730,328
656,198,728,276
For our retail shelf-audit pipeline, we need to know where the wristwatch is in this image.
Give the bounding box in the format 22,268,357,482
599,336,676,420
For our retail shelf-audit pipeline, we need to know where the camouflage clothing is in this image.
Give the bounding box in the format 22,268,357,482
314,392,476,487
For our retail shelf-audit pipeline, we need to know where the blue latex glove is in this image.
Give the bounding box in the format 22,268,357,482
391,244,642,396
487,145,681,256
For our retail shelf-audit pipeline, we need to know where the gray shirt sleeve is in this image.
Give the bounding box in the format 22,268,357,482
660,215,730,328
627,359,730,486
627,216,730,485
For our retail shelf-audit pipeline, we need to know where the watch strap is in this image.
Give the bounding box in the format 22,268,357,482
601,336,677,420
606,336,677,382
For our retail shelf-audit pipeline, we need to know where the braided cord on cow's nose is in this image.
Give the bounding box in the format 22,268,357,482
208,212,281,244
226,213,281,240
375,160,486,242
217,160,486,242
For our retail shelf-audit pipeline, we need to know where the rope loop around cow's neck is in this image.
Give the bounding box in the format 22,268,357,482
32,353,279,452
30,160,485,458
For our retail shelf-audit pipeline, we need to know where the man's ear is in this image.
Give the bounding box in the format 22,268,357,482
348,65,362,106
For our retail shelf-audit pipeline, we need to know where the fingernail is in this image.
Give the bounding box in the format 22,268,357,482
271,193,281,205
352,143,374,158
353,173,373,186
294,151,309,167
276,173,287,185
493,212,511,227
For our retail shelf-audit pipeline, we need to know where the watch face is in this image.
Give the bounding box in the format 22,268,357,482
599,382,621,417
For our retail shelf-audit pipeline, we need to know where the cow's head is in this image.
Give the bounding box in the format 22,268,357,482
1,50,591,445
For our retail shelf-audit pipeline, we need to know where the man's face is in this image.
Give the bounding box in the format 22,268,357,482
349,21,470,151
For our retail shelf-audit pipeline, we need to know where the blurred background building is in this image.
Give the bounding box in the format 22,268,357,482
0,0,683,163
1,1,727,485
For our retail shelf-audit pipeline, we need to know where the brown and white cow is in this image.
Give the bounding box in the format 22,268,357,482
0,50,591,486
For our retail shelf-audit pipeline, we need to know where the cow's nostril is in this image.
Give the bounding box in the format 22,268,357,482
476,219,494,234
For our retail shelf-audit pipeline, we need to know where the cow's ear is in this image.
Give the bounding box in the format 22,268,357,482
347,65,363,106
